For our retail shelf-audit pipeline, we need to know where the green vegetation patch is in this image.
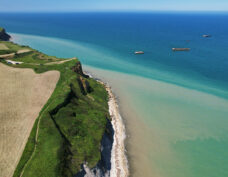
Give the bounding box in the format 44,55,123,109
0,41,63,64
1,41,24,51
0,41,109,177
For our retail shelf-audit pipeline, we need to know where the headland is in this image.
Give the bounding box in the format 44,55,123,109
0,28,128,177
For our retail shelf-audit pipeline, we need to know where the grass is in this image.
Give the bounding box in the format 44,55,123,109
0,60,59,177
3,41,28,51
0,40,109,177
0,41,27,55
0,43,9,50
12,119,38,177
0,41,63,64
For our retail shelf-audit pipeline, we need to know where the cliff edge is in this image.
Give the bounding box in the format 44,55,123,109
0,27,11,41
0,39,113,177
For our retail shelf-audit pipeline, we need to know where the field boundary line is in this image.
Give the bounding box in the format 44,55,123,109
19,101,53,177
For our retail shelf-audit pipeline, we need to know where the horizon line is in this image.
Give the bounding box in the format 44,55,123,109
0,9,228,14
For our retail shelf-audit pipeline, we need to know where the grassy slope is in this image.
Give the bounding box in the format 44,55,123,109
0,41,109,177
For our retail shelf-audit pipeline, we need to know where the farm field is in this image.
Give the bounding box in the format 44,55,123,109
0,63,60,177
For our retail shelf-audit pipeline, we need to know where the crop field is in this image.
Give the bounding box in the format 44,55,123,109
0,63,60,177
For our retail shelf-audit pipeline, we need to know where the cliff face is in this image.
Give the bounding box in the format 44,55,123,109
72,61,89,78
72,63,114,177
75,118,114,177
77,76,93,95
0,28,11,41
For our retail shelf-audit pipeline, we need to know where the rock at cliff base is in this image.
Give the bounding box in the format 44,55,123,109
0,28,11,41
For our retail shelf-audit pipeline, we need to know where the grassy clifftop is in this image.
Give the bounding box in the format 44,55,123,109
0,40,110,176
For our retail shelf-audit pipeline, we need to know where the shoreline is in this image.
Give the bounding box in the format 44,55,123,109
87,71,129,177
5,32,129,176
6,23,228,177
105,84,129,177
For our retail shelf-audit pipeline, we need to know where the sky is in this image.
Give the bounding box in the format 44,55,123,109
0,0,228,12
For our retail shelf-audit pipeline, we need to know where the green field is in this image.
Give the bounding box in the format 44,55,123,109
0,40,110,177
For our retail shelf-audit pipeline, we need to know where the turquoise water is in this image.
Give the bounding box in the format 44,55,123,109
1,12,228,177
84,67,228,177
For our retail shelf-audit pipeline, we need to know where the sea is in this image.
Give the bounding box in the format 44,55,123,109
1,12,228,177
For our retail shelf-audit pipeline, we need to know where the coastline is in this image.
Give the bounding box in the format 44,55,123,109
106,84,129,177
0,31,129,176
8,31,228,177
89,74,129,177
74,77,129,177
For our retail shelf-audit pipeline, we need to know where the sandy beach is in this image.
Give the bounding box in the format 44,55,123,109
106,85,129,177
93,78,129,177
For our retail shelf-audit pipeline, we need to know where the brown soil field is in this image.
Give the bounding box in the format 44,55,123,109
0,63,60,177
45,57,76,65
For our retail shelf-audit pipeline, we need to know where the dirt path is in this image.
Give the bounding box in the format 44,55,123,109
0,53,15,59
19,101,53,177
23,58,77,66
19,79,69,177
44,57,76,65
16,49,31,54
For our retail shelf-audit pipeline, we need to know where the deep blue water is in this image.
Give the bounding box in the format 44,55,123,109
1,12,228,95
1,12,228,177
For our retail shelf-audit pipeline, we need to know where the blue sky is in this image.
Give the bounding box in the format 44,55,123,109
1,0,228,12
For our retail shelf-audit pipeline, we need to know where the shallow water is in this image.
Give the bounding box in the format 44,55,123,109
85,67,228,177
10,31,228,177
2,12,228,177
